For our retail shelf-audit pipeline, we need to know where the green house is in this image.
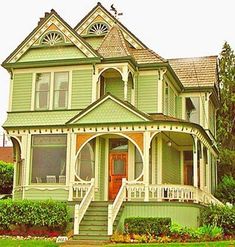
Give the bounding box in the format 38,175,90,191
2,3,222,240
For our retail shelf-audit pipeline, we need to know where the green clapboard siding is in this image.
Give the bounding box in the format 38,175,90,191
162,140,181,184
84,36,104,49
137,75,157,113
105,78,124,100
97,137,106,201
24,188,68,201
12,73,33,111
18,46,86,62
117,202,202,232
71,70,92,109
76,98,145,124
176,96,182,119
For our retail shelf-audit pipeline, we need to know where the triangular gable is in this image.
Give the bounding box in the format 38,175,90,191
74,3,147,50
67,94,150,125
3,9,100,65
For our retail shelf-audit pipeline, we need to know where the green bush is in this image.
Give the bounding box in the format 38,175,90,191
0,199,69,230
0,161,14,194
124,217,171,236
215,175,235,204
200,204,235,235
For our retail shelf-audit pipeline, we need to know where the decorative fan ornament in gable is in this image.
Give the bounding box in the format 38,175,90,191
88,23,109,35
41,31,64,46
5,12,99,64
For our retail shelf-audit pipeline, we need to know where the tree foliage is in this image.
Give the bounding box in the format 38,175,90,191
217,42,235,179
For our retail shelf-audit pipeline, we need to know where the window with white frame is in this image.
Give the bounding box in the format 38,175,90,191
185,97,200,124
35,72,69,110
35,73,50,110
31,135,67,184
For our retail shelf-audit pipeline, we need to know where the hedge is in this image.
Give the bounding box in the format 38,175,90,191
124,217,171,236
200,204,235,235
0,199,69,230
0,161,14,194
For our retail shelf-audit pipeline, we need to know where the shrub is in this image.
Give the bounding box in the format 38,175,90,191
197,225,223,240
0,199,69,232
124,217,171,236
215,175,235,204
200,204,235,235
0,161,14,194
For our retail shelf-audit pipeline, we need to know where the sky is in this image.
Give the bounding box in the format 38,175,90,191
0,0,234,135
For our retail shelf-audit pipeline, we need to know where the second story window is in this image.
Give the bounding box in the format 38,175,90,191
54,72,69,109
35,73,50,110
186,97,200,124
35,72,69,110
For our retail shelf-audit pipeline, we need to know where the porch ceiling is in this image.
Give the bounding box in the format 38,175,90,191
163,132,193,147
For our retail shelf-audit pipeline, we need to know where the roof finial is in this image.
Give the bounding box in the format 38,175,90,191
110,4,123,19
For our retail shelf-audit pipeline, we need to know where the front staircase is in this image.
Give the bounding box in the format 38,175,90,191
73,201,123,242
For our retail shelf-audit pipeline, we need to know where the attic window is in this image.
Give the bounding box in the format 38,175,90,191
88,23,109,35
41,32,64,46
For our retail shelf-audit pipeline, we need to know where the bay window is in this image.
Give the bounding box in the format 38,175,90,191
31,135,67,184
35,71,69,110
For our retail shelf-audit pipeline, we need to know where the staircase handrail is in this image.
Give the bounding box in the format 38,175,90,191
108,178,127,235
74,178,95,235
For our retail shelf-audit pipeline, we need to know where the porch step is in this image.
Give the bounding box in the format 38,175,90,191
64,239,109,245
74,201,124,242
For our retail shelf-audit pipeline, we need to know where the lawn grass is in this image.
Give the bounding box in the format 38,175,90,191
0,238,58,247
106,240,235,247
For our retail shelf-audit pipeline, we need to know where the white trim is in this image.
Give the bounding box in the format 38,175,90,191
143,131,151,201
8,71,13,112
24,134,31,186
199,143,204,190
65,133,71,187
151,137,156,184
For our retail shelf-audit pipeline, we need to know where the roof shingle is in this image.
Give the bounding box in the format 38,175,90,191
169,56,218,87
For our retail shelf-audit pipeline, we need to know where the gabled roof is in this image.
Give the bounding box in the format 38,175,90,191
74,2,147,50
67,93,151,125
98,25,131,58
2,9,100,66
168,56,218,88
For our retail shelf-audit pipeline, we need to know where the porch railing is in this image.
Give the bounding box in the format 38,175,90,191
108,178,127,235
73,178,95,235
70,180,92,200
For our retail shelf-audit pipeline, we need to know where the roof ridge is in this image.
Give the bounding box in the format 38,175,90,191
168,55,218,60
147,48,167,62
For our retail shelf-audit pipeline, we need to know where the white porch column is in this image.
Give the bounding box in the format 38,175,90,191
193,136,198,188
92,66,99,102
143,131,151,201
68,132,76,201
199,143,204,190
207,150,212,193
156,134,163,184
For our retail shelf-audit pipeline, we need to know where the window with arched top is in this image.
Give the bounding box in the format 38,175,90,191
76,140,95,181
88,23,109,35
41,32,64,46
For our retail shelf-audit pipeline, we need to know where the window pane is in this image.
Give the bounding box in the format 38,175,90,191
135,147,143,179
76,140,95,181
54,72,68,109
113,160,125,175
35,73,50,110
31,135,67,184
186,97,200,124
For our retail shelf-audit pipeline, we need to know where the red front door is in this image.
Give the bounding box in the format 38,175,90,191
109,152,127,200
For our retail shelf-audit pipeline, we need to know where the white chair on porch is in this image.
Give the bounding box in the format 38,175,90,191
46,175,56,183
